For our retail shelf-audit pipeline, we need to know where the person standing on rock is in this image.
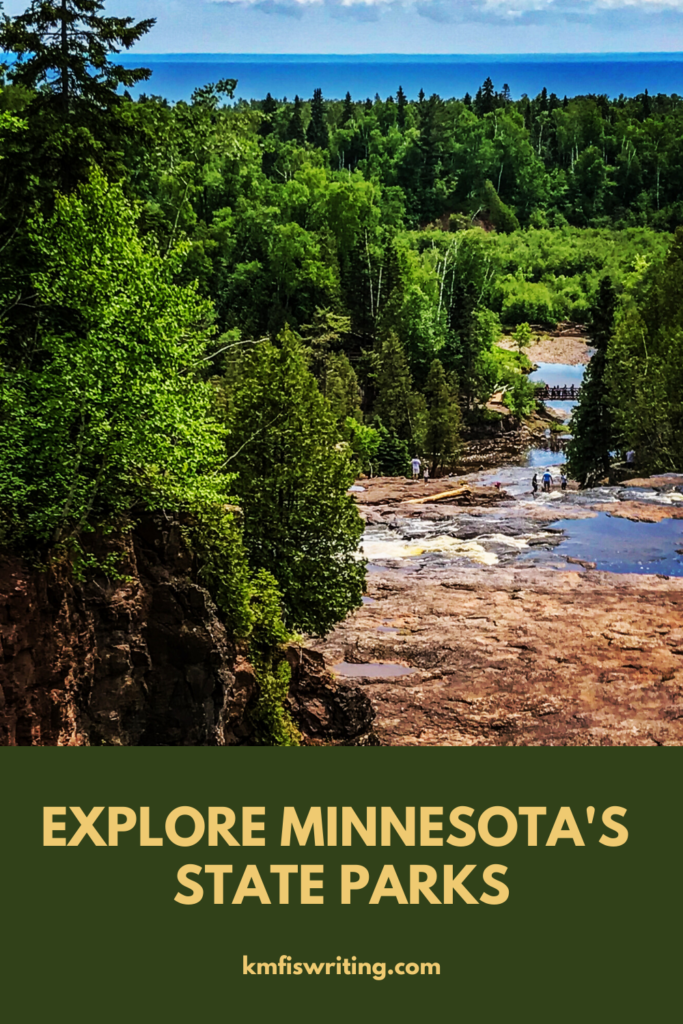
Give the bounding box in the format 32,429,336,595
423,463,430,483
532,473,538,496
542,469,553,492
561,472,568,491
411,456,421,480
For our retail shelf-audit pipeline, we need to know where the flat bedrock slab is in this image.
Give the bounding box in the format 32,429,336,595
317,474,683,747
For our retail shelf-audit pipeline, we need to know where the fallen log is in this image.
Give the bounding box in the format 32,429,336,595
402,486,472,505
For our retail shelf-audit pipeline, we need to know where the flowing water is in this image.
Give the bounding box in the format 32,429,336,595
358,358,683,578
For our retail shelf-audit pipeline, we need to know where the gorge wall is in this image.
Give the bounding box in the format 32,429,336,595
0,516,376,747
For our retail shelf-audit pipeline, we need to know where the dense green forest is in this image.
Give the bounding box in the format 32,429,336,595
1,1,682,740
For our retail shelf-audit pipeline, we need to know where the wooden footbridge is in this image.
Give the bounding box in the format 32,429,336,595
536,384,581,401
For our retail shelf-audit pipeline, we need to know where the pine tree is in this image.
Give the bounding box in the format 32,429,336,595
0,0,154,116
424,359,461,476
443,279,481,410
286,94,305,145
228,329,365,634
259,91,278,137
474,78,496,116
373,332,424,445
566,277,617,486
0,1,155,212
375,424,410,477
306,87,329,149
341,91,354,126
397,84,407,129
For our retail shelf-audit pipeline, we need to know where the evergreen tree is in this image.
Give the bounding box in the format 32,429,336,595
373,332,424,445
396,84,407,129
443,279,482,410
0,0,154,193
341,90,354,126
227,329,365,635
604,232,683,473
0,0,154,115
259,92,278,137
286,95,305,145
566,276,617,486
463,92,472,108
475,77,496,116
306,87,329,149
374,423,410,477
424,359,461,476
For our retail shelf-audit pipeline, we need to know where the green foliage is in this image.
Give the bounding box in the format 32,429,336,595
343,417,381,474
503,373,538,418
482,180,520,233
0,0,155,111
225,328,366,635
424,359,461,474
511,321,533,357
373,332,425,447
499,279,557,326
3,7,683,744
566,277,616,485
306,88,329,150
604,231,683,473
374,423,411,477
477,344,531,399
0,0,155,196
0,169,228,549
247,570,300,747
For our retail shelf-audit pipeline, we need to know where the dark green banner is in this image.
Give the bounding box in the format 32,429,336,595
1,748,679,1021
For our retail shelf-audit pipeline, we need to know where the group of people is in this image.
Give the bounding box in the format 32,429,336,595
411,457,429,482
410,457,569,496
532,470,567,494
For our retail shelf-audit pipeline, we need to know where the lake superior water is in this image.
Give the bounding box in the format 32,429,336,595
120,53,683,103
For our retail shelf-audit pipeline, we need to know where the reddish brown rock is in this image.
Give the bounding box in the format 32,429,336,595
312,563,683,747
0,518,255,746
355,477,510,506
286,646,378,746
0,520,370,747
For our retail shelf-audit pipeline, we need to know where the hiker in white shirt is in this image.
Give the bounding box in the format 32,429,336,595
411,457,421,479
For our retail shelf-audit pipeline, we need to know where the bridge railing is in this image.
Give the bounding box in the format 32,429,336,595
535,384,582,401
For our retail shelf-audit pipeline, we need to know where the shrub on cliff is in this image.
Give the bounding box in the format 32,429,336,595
0,169,300,745
0,168,229,548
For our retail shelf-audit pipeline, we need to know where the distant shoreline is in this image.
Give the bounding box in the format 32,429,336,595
108,54,683,103
118,52,683,63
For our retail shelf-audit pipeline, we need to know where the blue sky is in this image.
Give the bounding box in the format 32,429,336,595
4,0,683,54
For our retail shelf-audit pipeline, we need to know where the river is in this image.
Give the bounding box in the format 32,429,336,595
310,357,683,747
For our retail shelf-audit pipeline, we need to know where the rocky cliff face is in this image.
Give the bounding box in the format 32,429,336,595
0,516,376,747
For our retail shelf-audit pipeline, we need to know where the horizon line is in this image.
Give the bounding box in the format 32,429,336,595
118,51,683,60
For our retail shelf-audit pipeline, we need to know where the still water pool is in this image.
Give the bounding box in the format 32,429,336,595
518,512,683,576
